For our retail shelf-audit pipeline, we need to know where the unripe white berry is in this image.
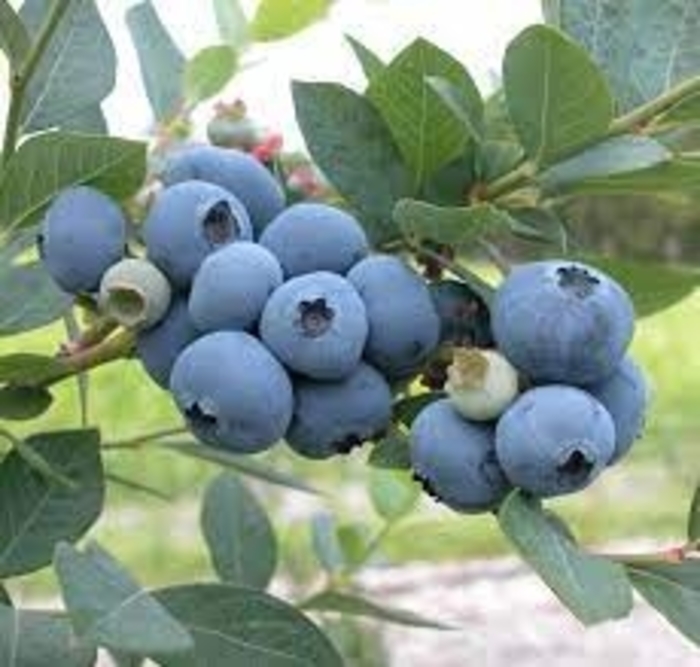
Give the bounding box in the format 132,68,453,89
445,348,519,421
99,258,172,330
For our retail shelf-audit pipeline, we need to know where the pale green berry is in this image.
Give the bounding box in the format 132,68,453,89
99,258,172,330
445,348,519,421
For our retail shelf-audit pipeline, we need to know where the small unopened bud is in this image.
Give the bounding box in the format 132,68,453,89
99,258,172,330
445,348,519,421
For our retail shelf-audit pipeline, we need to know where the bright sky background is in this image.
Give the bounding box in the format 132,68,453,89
2,1,543,149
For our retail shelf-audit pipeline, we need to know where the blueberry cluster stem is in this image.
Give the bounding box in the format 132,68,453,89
101,425,189,450
2,0,72,162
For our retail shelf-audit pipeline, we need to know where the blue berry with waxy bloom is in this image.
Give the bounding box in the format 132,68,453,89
189,242,283,332
136,296,201,389
169,331,293,453
492,260,635,385
429,279,493,347
585,356,649,465
161,145,285,236
260,271,368,380
410,399,510,513
495,385,616,498
259,202,369,277
143,180,252,290
347,255,441,379
286,363,393,459
39,186,127,294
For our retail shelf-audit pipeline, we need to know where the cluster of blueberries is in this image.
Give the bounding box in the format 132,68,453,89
39,145,445,460
412,261,649,512
38,143,648,512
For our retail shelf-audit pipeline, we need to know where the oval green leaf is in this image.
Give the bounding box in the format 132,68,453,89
201,473,277,588
251,0,331,42
369,468,419,522
54,542,194,659
498,490,633,625
0,385,53,420
503,25,613,165
0,0,29,69
0,429,104,577
154,583,344,667
184,45,238,106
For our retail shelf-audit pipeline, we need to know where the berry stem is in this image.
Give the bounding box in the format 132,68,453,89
102,425,189,450
1,0,72,162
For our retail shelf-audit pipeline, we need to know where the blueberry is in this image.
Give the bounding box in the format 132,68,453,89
259,203,369,277
492,260,635,385
410,399,510,512
429,279,493,346
347,255,441,379
286,363,393,459
143,180,253,289
495,385,615,498
189,242,283,332
39,186,127,294
161,145,285,236
170,331,293,453
585,356,649,465
260,272,368,380
99,258,171,329
136,297,200,388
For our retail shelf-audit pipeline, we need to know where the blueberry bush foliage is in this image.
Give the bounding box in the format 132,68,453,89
0,0,699,665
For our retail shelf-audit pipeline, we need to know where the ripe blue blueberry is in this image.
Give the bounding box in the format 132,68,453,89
286,363,393,459
347,255,441,379
259,202,369,277
169,331,293,453
495,385,616,498
161,145,285,236
136,297,201,388
585,356,649,465
143,180,252,290
39,186,127,294
260,272,368,380
429,279,493,347
189,242,283,332
410,399,510,512
492,260,635,385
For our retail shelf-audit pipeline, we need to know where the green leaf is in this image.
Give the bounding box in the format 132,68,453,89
626,560,700,646
0,263,71,335
292,81,412,245
543,157,700,194
62,104,109,134
498,490,633,625
0,353,66,385
345,34,384,82
368,433,411,470
154,583,344,666
394,199,523,248
0,605,96,667
0,132,146,233
184,45,238,106
477,140,524,182
213,0,248,49
544,0,700,112
368,468,419,521
0,429,103,577
367,38,477,188
55,542,194,658
126,1,186,122
159,440,317,494
688,486,700,541
300,590,453,629
0,0,30,69
201,473,277,588
19,0,116,133
251,0,331,42
539,135,672,193
311,513,345,574
582,256,700,318
509,207,568,248
336,523,371,567
0,385,53,420
427,75,484,143
503,25,613,165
